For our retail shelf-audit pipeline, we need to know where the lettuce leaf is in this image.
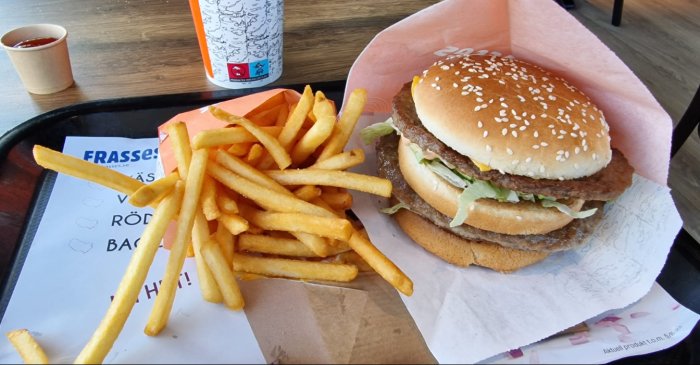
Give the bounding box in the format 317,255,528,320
541,200,598,219
360,118,396,145
451,180,500,227
380,202,409,215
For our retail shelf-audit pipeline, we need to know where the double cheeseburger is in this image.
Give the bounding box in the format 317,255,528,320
363,54,634,272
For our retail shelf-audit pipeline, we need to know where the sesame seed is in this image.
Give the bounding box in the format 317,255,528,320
501,102,508,108
534,131,539,138
502,128,508,136
436,86,441,90
512,131,518,138
557,135,564,140
435,76,441,81
440,65,450,70
516,215,523,221
483,131,489,138
507,148,514,155
565,151,570,158
509,123,517,128
486,144,492,152
477,121,483,128
452,82,458,88
461,91,468,96
525,157,532,163
592,153,597,160
575,147,581,154
532,144,540,149
540,142,548,147
499,110,507,117
571,133,578,138
476,97,483,102
519,126,527,131
431,83,437,87
474,106,481,111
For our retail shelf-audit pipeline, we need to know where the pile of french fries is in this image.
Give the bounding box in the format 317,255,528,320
8,86,412,364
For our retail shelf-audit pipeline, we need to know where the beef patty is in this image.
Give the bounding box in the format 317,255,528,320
376,133,605,252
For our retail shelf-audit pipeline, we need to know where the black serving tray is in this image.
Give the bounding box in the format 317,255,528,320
0,80,697,364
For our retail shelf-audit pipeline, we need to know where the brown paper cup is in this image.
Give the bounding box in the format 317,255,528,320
1,24,74,94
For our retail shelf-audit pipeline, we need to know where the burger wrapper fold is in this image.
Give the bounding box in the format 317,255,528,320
343,0,692,363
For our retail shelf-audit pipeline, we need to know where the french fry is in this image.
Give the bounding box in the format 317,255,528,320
75,182,184,364
216,192,239,214
290,115,335,165
201,240,245,310
219,213,249,235
257,87,314,169
241,207,352,241
316,88,367,160
145,148,208,336
191,211,224,303
308,148,365,170
128,172,180,207
232,253,358,282
209,107,291,169
246,143,264,166
290,231,332,257
238,233,351,257
207,162,333,218
201,175,221,221
310,197,339,216
326,250,374,272
227,142,253,157
320,191,354,211
277,85,314,148
264,169,392,198
215,221,235,266
168,121,193,177
293,185,322,201
32,145,143,195
192,126,282,149
6,329,49,364
346,230,413,296
312,90,337,119
215,150,293,196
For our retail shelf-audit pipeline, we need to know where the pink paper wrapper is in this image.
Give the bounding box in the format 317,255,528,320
345,0,671,185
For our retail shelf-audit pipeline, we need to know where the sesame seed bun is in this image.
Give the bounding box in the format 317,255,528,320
412,54,613,179
397,135,584,235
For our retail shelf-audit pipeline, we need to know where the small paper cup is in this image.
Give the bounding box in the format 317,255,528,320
1,24,74,94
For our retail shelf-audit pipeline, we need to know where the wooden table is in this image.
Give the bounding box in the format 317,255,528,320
0,0,439,135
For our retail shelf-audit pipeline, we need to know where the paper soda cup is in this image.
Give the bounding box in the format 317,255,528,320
189,0,284,89
1,24,74,94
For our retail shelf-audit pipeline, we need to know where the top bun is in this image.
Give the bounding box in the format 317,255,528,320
412,54,612,180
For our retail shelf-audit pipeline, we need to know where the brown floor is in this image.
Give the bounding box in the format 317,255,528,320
570,0,700,242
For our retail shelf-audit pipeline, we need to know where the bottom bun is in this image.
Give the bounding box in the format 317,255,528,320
394,209,549,272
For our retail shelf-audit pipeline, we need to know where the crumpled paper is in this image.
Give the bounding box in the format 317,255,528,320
342,0,686,362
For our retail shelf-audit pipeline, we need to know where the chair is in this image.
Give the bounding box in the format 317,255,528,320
672,85,700,157
612,0,624,26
